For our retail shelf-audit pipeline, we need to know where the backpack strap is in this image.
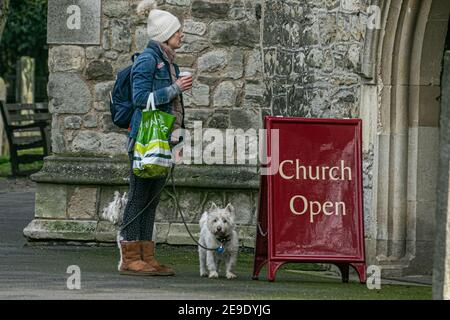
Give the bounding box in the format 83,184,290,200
132,51,156,112
131,53,140,62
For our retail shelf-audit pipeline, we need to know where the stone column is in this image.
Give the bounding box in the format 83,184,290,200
15,56,35,104
24,0,263,246
433,52,450,300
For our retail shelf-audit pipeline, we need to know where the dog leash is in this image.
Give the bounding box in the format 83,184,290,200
118,169,171,231
119,163,224,253
168,164,226,253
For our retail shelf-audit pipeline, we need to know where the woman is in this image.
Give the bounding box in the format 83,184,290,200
118,0,193,276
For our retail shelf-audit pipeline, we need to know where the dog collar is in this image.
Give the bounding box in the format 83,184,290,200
215,237,229,254
216,236,230,244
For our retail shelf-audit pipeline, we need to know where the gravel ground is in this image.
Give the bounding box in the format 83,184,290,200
0,177,36,194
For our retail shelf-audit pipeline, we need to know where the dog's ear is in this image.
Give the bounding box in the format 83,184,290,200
209,202,218,213
225,203,235,216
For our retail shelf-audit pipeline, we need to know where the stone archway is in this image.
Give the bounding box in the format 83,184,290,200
362,0,450,276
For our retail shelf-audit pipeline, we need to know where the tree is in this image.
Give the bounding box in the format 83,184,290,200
0,0,47,101
0,0,9,41
0,0,47,83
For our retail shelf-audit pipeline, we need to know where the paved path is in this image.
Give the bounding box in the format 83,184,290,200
0,180,432,300
0,189,323,300
0,191,242,299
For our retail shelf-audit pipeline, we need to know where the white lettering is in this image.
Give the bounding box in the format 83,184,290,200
178,304,212,317
66,265,81,290
367,5,382,30
66,5,81,30
323,201,334,215
290,195,307,216
296,159,307,180
203,129,223,165
279,160,294,179
290,195,347,222
367,265,381,290
341,160,352,181
193,121,203,164
329,166,340,180
336,201,346,216
279,159,353,181
309,201,322,222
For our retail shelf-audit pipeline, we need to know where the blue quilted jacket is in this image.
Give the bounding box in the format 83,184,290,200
128,40,185,139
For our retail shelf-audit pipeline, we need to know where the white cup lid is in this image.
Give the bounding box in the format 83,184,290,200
179,71,192,77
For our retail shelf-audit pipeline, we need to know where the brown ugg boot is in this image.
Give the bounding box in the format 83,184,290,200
141,241,175,276
118,241,158,276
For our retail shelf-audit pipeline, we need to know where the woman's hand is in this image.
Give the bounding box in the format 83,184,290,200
171,139,184,164
175,76,193,92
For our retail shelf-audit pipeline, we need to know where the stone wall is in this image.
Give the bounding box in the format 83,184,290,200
261,0,373,235
48,0,264,156
26,0,264,246
24,0,444,278
262,0,365,118
27,0,376,250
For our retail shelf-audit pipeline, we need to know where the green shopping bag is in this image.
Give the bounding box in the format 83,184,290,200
133,92,176,179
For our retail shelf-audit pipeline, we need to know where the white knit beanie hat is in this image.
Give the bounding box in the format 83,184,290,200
137,0,181,43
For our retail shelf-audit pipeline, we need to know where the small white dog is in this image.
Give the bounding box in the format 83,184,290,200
101,191,128,225
199,202,239,279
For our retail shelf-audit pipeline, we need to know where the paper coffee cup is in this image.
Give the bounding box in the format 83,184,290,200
179,71,192,78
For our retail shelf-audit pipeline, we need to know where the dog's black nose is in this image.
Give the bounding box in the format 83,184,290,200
217,226,222,232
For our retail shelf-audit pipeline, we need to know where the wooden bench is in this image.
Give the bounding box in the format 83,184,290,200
0,102,52,177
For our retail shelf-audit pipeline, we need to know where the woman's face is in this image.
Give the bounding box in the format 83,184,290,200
167,29,184,50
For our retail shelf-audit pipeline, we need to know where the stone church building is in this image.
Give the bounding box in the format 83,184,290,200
22,0,450,298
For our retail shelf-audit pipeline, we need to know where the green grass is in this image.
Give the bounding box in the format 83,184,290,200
23,243,431,300
154,245,432,300
0,148,44,177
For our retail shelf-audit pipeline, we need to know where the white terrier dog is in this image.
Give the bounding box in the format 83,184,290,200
101,191,128,225
198,202,239,279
